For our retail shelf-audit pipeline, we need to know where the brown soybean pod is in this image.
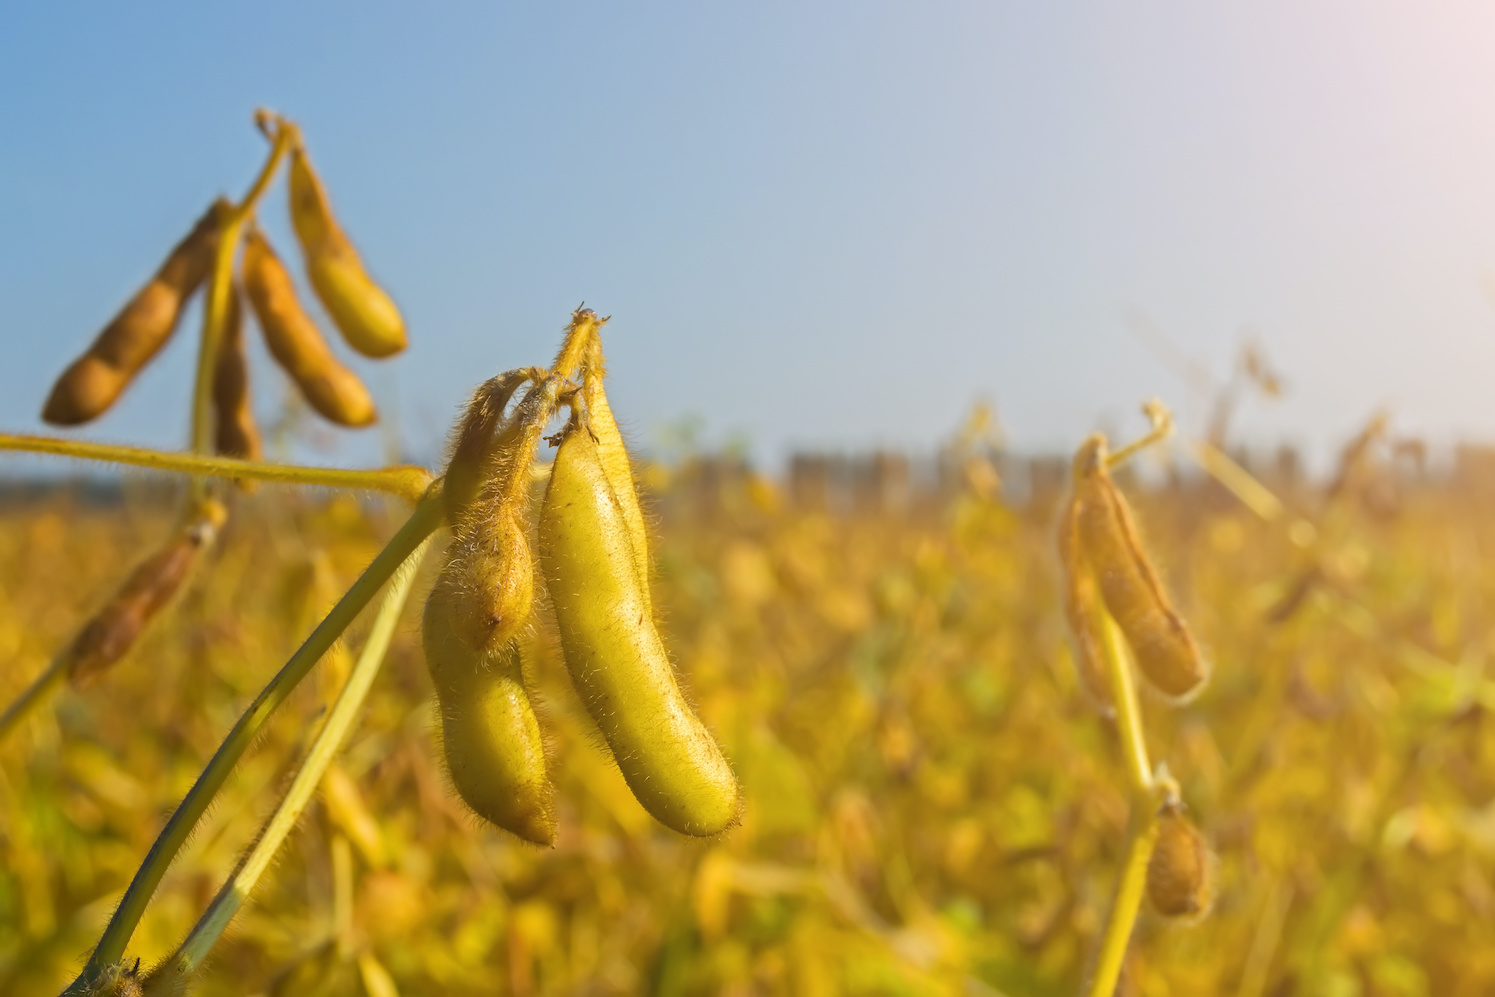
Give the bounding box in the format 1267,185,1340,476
540,426,740,836
423,586,556,845
43,199,231,425
1072,435,1207,699
241,227,377,428
1056,491,1113,715
1146,803,1213,918
288,145,407,358
212,282,263,461
67,502,227,689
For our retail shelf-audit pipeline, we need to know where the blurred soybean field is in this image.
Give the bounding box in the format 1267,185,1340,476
4,431,1495,996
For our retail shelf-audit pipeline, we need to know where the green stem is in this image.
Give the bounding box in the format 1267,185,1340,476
0,433,431,503
0,651,67,741
1097,611,1152,795
188,117,294,470
65,487,444,993
1082,610,1157,997
1085,811,1160,997
157,529,431,982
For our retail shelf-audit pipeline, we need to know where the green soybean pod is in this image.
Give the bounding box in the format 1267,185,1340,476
539,426,740,836
423,583,556,846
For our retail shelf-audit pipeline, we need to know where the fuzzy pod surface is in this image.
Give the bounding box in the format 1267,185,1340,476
540,426,740,836
423,585,556,845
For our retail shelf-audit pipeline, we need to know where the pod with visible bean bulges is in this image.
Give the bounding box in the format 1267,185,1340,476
288,145,406,358
43,199,231,426
1071,435,1207,699
423,566,555,845
540,425,740,836
241,227,376,428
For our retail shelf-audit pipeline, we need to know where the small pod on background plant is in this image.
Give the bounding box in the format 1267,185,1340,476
212,281,262,462
423,578,556,845
288,143,407,358
241,226,376,428
1146,801,1214,918
66,500,227,690
540,422,741,836
1056,491,1114,715
1071,435,1208,699
43,199,231,426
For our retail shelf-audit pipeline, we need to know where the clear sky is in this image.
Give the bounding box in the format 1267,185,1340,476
6,3,1495,469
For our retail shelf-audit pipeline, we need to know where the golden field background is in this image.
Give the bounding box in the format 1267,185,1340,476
1,443,1492,996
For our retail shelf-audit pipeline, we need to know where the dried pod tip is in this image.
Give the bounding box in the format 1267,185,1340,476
1146,801,1214,919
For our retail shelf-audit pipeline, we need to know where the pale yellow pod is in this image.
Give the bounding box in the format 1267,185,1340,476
1072,435,1207,699
241,227,377,428
43,198,230,426
288,145,407,358
588,373,651,600
423,585,556,845
540,426,741,836
440,510,536,654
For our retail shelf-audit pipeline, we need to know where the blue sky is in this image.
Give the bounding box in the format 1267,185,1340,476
6,3,1495,470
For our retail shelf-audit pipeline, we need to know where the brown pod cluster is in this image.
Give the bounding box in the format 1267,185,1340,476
1069,435,1207,699
1146,801,1214,918
43,199,231,426
66,501,228,689
241,227,376,427
212,282,263,461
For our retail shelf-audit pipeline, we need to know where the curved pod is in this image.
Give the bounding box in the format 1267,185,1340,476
288,146,407,358
423,588,556,845
241,228,376,428
1072,435,1206,699
43,199,230,425
540,427,740,836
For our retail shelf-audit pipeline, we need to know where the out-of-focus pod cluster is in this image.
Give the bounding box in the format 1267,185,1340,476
40,112,405,447
423,311,741,845
22,110,408,700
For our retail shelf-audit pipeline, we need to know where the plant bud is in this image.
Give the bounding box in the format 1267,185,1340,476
1071,435,1207,699
1146,802,1213,918
241,226,377,427
68,501,227,689
212,281,263,462
423,586,556,845
540,424,741,836
288,144,407,358
43,199,230,425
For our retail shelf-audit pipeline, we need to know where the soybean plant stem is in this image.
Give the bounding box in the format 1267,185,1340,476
0,433,431,504
188,112,294,477
65,487,444,994
1083,610,1157,997
1086,812,1161,997
162,529,433,979
1105,400,1174,470
1185,439,1285,523
0,650,67,741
